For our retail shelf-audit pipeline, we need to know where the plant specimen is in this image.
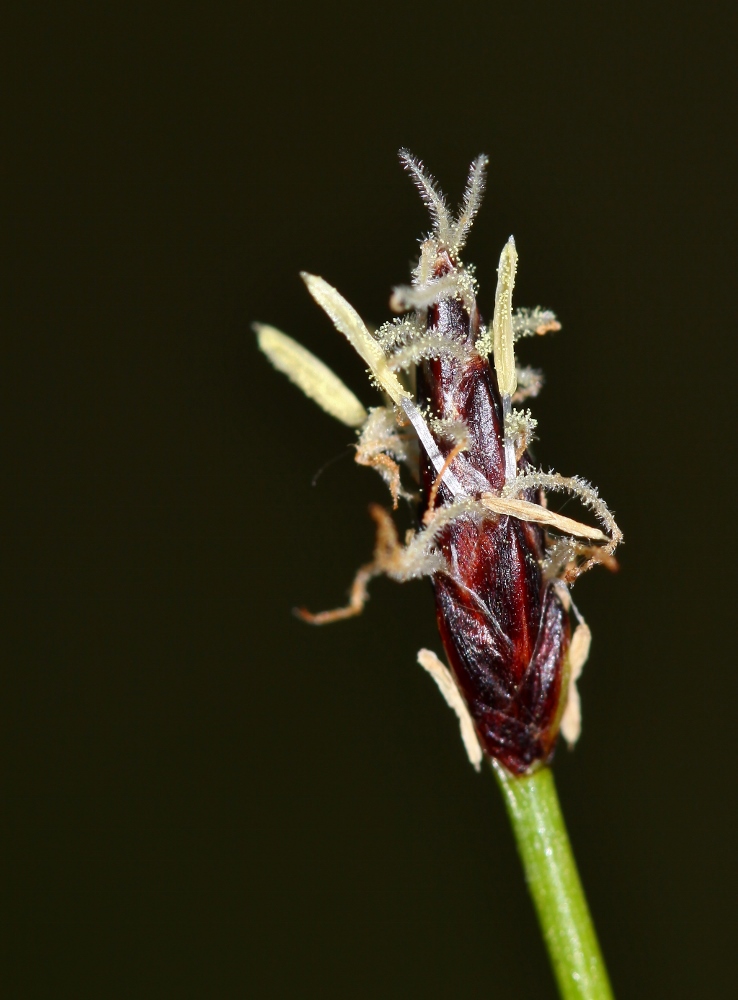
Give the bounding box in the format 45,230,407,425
255,151,622,999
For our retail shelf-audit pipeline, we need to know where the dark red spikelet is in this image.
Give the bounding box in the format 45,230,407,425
417,258,571,774
260,152,622,774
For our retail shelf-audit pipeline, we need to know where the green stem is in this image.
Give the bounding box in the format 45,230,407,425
493,763,614,1000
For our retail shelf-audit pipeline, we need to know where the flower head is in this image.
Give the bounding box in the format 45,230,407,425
256,152,621,774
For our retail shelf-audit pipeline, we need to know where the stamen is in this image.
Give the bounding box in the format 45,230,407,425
502,394,517,483
417,649,483,770
492,238,519,482
479,493,610,544
301,273,410,408
401,398,466,498
254,323,368,427
423,439,468,524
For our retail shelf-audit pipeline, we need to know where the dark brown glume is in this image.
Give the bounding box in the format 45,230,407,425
417,273,570,774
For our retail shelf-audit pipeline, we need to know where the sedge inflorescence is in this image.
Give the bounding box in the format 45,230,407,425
255,151,621,774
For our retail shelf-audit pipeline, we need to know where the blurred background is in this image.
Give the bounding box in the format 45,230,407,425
3,3,737,996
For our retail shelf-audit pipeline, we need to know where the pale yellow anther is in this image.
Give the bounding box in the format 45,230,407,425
479,493,610,544
254,324,368,428
301,273,410,408
560,621,592,747
492,237,518,396
417,649,483,770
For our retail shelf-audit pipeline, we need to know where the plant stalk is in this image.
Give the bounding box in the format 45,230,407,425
493,762,614,1000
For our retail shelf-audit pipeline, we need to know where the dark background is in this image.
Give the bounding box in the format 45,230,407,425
3,3,737,997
